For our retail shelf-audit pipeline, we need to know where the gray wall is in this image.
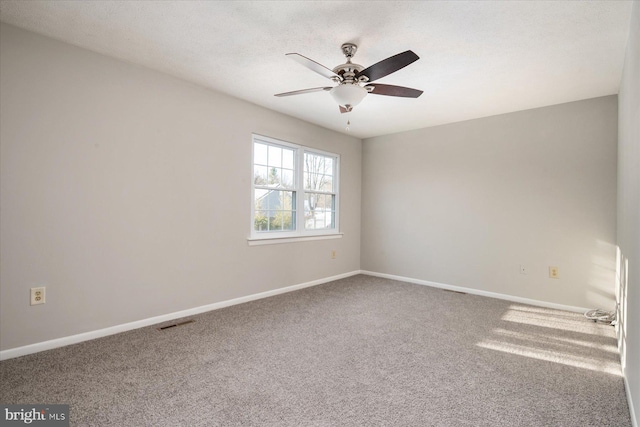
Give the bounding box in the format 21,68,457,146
0,24,362,351
617,1,639,423
362,96,618,310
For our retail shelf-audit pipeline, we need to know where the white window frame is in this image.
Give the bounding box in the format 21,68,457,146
249,134,341,244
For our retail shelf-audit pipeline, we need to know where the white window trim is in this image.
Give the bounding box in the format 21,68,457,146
247,233,343,246
249,134,340,242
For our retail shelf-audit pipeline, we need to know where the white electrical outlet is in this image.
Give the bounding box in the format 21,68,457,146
30,287,45,305
549,266,559,279
519,265,527,275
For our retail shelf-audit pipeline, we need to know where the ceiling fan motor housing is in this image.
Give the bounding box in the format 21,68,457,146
333,43,366,83
333,63,364,82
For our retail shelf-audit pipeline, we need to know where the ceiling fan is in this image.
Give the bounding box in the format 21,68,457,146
275,43,423,113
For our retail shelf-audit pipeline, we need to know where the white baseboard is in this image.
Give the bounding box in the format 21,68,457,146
624,374,638,427
0,270,361,361
360,270,590,313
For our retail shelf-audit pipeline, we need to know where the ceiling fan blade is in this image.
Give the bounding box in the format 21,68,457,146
286,53,340,80
275,87,333,97
365,83,423,98
356,50,419,82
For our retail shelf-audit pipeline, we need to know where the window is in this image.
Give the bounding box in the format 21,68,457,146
251,134,339,241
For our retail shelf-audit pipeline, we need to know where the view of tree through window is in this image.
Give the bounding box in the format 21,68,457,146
304,153,335,230
252,135,339,238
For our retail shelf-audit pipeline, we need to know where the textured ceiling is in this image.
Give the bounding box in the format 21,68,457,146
0,1,633,139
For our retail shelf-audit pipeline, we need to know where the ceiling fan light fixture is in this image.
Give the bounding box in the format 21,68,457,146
330,84,367,108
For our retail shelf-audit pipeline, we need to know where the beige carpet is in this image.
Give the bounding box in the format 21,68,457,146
0,274,631,426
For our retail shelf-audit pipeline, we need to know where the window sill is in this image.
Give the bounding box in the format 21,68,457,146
247,233,343,246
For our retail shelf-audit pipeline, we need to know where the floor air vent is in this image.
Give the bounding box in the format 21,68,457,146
158,320,195,331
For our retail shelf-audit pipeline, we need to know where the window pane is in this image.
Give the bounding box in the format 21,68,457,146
275,189,287,210
254,210,269,231
304,193,335,230
254,165,268,185
305,152,334,175
323,157,333,173
254,188,268,210
254,188,296,232
304,172,324,191
282,148,294,169
281,191,294,210
267,167,281,187
266,191,276,210
281,211,295,231
254,143,268,166
267,211,280,230
304,154,334,191
281,169,294,188
322,175,333,192
321,194,327,209
268,145,282,168
304,173,333,193
266,210,295,231
303,172,310,190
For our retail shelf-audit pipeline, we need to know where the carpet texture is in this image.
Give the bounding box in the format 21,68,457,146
0,275,631,426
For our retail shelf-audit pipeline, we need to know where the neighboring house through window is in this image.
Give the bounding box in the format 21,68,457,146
251,134,339,241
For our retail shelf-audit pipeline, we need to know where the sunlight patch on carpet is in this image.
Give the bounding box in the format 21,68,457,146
500,304,612,335
480,304,621,376
477,339,622,376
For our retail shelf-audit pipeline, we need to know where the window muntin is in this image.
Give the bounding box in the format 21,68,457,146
251,135,339,239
